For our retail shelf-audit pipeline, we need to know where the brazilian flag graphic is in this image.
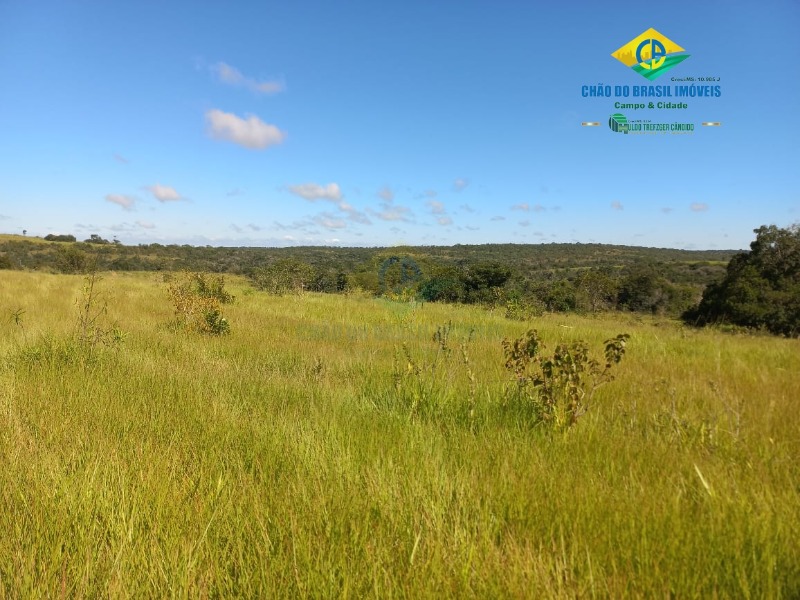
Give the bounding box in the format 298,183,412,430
611,28,690,81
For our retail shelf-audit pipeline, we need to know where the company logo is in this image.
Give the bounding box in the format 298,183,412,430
611,28,690,81
608,113,629,134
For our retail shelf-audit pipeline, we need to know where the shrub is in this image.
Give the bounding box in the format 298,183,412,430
167,272,232,335
502,330,629,429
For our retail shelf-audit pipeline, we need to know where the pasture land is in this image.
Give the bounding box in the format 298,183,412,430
1,271,798,597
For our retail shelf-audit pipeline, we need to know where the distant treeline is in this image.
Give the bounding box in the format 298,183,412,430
0,235,736,317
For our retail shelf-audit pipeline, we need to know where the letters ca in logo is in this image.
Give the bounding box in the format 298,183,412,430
612,28,689,81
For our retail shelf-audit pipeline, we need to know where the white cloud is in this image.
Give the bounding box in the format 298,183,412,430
147,184,183,202
288,182,343,202
512,203,529,212
453,178,469,192
136,220,155,229
205,109,286,150
690,202,709,212
105,194,136,210
533,204,546,212
211,62,285,95
437,216,453,226
519,220,530,227
427,200,446,215
611,200,624,211
490,216,505,221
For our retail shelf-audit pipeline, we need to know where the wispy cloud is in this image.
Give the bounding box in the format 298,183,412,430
288,182,343,202
372,204,412,222
611,200,624,211
105,194,136,210
437,216,453,226
453,178,469,192
490,215,505,221
377,186,394,202
427,200,446,215
211,62,285,95
136,220,155,229
147,184,183,202
274,219,313,232
512,203,530,212
205,109,286,150
690,202,709,212
518,220,530,227
337,201,371,224
227,188,245,197
314,213,347,230
113,153,129,164
459,203,474,213
247,223,261,231
662,207,673,214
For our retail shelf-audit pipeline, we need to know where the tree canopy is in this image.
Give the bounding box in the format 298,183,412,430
684,225,800,336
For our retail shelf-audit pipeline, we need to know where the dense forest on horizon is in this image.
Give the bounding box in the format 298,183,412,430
0,233,735,319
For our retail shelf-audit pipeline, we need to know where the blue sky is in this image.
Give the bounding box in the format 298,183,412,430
1,0,798,249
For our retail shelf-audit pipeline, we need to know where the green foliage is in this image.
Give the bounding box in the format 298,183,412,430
418,266,466,303
463,261,511,303
575,269,618,312
502,330,629,429
0,253,11,270
167,272,232,335
44,233,77,242
504,296,544,320
249,259,316,295
55,245,90,274
686,224,800,336
84,233,111,244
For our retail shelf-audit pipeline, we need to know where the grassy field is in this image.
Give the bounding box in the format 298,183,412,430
1,270,798,597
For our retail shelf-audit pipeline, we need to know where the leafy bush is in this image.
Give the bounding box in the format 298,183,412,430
502,330,629,429
167,272,233,335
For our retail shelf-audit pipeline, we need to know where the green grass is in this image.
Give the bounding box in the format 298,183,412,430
1,271,798,597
